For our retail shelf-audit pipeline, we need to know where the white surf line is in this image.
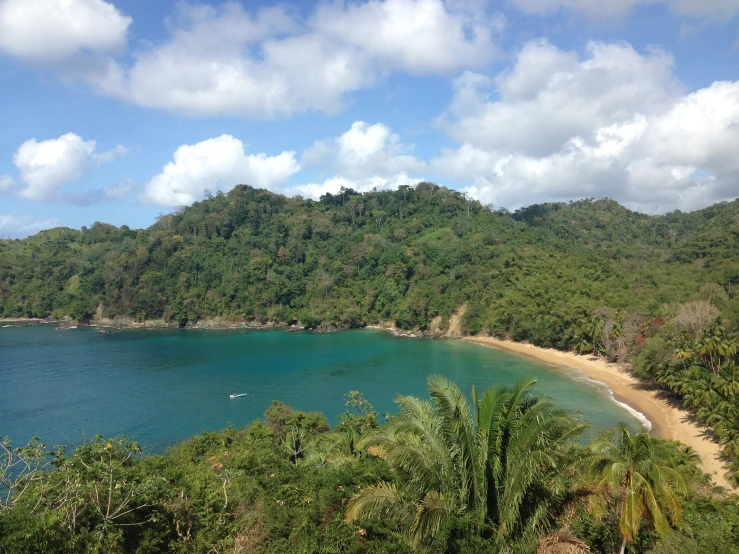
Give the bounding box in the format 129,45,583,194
611,396,653,432
462,339,654,432
564,367,653,432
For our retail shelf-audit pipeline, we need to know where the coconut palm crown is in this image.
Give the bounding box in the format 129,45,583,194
586,423,688,554
345,375,585,550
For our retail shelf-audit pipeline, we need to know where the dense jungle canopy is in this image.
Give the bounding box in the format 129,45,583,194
1,183,738,341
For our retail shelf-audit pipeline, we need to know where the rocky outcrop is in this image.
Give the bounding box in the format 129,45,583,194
7,305,469,338
368,305,468,339
427,305,467,338
312,322,352,334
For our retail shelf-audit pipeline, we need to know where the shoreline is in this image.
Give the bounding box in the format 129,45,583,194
463,336,730,489
0,317,294,331
0,317,454,337
2,319,730,488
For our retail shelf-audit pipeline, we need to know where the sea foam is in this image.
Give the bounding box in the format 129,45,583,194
569,370,653,431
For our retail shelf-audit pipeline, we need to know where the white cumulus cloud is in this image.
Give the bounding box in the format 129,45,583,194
289,121,425,199
0,0,131,63
7,133,127,202
85,0,503,118
508,0,739,17
432,39,739,213
441,40,680,157
143,135,300,207
303,121,426,178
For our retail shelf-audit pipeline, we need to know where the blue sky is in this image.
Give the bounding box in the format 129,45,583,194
1,0,738,238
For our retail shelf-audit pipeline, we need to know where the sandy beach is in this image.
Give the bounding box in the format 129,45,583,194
463,336,731,490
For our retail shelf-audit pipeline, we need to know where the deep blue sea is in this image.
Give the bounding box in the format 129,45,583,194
0,326,643,451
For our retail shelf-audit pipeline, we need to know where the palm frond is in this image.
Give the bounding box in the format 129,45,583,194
634,472,669,537
410,490,451,546
427,375,480,502
619,477,644,542
345,481,409,528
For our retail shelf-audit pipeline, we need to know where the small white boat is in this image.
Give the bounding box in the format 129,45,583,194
230,393,247,399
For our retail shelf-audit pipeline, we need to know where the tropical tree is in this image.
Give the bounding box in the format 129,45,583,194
715,406,739,458
694,390,722,425
306,390,379,465
0,436,58,511
573,329,593,355
345,376,585,550
716,364,739,397
673,342,694,367
725,459,739,489
587,424,688,554
694,323,737,374
609,310,625,340
585,316,605,356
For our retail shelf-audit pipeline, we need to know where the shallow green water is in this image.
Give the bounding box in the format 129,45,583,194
0,326,644,451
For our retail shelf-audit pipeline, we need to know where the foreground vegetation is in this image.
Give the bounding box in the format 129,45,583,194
2,183,739,485
2,380,737,554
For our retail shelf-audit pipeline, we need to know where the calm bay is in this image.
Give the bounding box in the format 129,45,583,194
0,326,642,450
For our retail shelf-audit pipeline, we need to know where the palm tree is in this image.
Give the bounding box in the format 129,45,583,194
673,343,694,367
587,424,688,554
609,310,625,340
306,391,379,466
715,406,739,459
680,374,715,411
718,427,739,460
695,323,736,374
725,459,739,488
579,316,605,356
345,376,585,550
695,326,721,373
573,329,592,355
716,364,739,397
694,390,722,425
585,315,604,356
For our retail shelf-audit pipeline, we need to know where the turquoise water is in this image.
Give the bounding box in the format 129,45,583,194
0,326,642,451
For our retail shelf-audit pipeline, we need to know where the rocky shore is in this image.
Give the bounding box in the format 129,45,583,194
0,305,469,338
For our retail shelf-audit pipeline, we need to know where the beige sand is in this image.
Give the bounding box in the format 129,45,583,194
463,336,731,490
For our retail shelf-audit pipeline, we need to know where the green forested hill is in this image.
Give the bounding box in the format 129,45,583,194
9,184,739,484
1,183,738,345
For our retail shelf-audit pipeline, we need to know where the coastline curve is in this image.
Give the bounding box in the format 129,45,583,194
462,336,730,489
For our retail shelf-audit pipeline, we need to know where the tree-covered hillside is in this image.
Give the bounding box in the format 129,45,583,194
2,183,738,344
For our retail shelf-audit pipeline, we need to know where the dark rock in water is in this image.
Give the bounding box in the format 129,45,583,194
379,326,437,339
